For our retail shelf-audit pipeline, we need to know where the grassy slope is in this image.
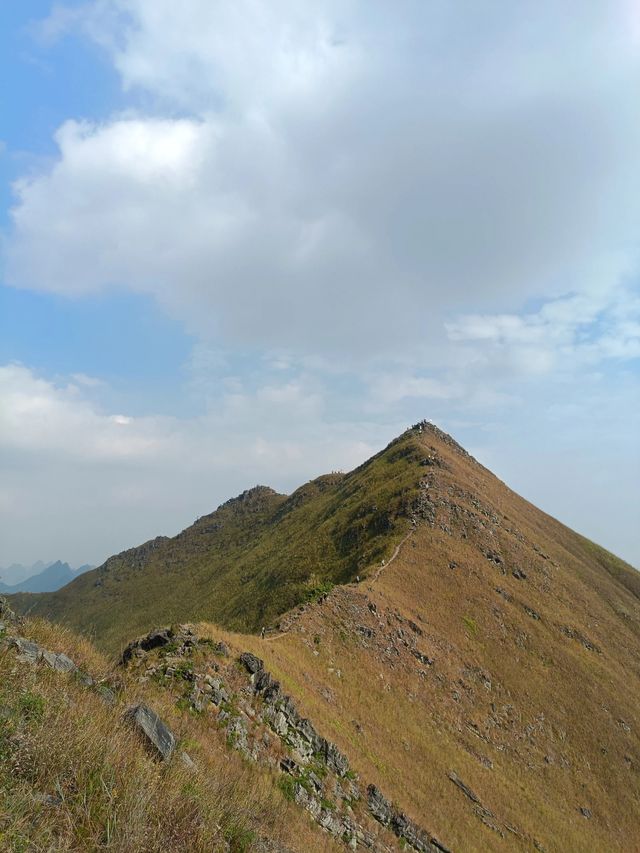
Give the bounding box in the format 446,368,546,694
8,423,640,851
12,433,424,654
195,426,640,853
0,618,331,853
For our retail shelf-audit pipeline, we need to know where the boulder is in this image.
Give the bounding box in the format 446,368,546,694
42,650,77,673
273,711,288,736
324,740,350,776
10,637,42,664
254,668,281,702
367,785,393,825
411,649,433,666
96,684,117,706
180,751,196,770
125,703,175,761
368,784,440,852
239,651,264,674
120,627,174,665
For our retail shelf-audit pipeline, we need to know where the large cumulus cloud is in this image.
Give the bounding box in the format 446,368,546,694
8,0,640,356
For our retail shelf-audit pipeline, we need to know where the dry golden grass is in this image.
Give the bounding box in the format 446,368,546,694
5,425,639,852
195,428,640,853
0,621,337,852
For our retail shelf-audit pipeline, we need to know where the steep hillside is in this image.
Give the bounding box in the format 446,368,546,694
4,422,640,851
0,606,338,852
12,432,425,653
189,422,639,852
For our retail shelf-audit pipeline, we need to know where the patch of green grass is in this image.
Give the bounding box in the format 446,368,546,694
172,662,194,680
224,823,256,853
462,616,478,637
304,581,335,604
277,775,297,802
18,691,45,722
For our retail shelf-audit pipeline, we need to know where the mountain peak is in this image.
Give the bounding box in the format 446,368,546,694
7,428,640,851
222,484,280,506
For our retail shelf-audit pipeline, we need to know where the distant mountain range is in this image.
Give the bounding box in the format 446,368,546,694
0,561,92,594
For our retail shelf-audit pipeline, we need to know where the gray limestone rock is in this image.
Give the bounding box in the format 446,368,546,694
125,703,175,761
239,651,264,674
10,637,42,663
42,650,77,673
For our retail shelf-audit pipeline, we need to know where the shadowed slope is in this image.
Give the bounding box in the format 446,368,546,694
12,430,426,653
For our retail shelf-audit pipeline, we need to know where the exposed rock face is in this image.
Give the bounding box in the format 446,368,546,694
120,625,445,851
367,786,447,853
2,630,117,702
6,637,78,673
120,624,198,664
10,637,42,664
239,651,264,673
125,703,175,762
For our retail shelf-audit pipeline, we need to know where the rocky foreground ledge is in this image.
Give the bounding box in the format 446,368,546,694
1,593,450,852
121,623,451,853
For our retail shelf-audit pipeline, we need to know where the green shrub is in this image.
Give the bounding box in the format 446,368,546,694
18,692,45,721
277,775,297,802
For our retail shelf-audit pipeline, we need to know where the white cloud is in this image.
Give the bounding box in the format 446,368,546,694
0,364,167,459
370,375,462,405
0,363,401,565
6,0,640,360
1,2,639,567
446,285,640,377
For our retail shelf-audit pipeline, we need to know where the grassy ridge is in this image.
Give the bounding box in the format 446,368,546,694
12,431,425,654
0,618,329,852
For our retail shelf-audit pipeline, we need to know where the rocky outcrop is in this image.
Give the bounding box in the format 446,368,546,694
239,651,264,673
367,786,450,853
120,624,198,664
1,628,124,699
125,703,175,761
120,624,447,851
7,636,78,673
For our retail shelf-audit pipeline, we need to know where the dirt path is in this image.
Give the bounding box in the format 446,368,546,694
262,529,414,642
370,529,414,583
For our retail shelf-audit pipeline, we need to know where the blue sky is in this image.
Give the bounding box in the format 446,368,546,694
0,1,638,568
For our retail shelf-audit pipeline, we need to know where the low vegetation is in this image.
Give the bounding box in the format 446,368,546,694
0,618,329,852
6,422,640,851
12,431,425,653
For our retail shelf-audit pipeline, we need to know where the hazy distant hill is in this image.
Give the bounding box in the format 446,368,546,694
0,560,48,586
0,561,92,594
